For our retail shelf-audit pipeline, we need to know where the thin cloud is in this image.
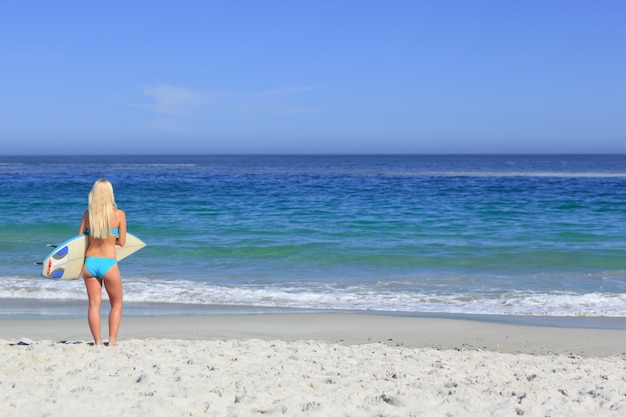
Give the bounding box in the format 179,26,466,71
257,85,322,98
137,84,207,117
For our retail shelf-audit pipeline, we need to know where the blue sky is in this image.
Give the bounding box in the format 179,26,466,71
1,0,624,155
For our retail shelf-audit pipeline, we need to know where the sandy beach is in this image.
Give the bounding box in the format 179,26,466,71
2,314,626,416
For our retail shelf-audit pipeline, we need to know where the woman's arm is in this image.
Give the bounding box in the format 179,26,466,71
78,211,89,235
116,209,127,247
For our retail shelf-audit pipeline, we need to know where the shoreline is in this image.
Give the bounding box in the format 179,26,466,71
3,298,626,329
3,313,626,357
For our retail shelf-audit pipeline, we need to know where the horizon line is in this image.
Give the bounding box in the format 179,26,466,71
3,152,626,158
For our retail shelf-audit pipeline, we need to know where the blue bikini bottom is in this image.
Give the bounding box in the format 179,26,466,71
85,257,117,279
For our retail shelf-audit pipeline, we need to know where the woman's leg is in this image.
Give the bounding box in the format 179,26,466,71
103,264,123,346
83,270,104,345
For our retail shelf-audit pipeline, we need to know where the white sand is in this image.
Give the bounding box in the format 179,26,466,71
2,314,626,417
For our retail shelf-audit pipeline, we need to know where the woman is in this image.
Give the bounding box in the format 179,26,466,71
78,179,127,346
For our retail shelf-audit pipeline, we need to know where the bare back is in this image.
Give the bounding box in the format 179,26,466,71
79,208,127,258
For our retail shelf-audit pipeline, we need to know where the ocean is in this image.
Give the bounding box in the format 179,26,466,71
1,154,625,322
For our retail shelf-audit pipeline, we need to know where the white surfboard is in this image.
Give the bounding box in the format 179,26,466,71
42,233,146,280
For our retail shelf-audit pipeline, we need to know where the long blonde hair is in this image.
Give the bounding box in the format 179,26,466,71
88,179,117,239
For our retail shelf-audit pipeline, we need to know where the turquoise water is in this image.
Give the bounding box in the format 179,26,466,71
1,155,625,318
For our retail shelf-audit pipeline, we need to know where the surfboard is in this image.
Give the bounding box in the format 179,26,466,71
42,233,146,280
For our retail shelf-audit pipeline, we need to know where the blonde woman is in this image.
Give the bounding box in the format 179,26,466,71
78,179,127,346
